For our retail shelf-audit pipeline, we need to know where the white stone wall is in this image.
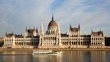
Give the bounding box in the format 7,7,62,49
3,36,15,48
3,36,39,48
91,35,105,48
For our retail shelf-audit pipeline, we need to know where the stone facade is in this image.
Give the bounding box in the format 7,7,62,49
38,16,62,48
3,28,39,48
90,31,105,48
2,16,105,48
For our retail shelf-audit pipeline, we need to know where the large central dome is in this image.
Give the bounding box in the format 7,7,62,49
48,20,58,27
48,16,58,27
47,16,58,34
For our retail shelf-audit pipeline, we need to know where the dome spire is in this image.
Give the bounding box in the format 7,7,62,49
70,24,72,30
52,14,54,20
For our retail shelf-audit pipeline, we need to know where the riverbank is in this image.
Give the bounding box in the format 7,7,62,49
0,48,110,51
0,48,110,55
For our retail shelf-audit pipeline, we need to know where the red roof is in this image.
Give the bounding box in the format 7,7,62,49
48,20,58,27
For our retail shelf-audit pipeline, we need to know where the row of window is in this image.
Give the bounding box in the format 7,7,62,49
91,43,104,45
42,42,57,44
4,41,13,44
44,37,57,40
5,39,13,41
62,42,84,45
42,43,58,45
5,39,37,42
91,38,103,40
62,39,90,41
4,44,12,47
15,42,31,45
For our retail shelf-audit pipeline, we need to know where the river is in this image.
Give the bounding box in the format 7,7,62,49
0,50,110,62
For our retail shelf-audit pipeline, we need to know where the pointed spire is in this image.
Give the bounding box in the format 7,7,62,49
78,24,80,29
40,22,44,36
5,32,7,35
41,23,43,31
69,24,72,30
26,27,27,31
91,30,93,34
36,28,38,32
99,29,102,32
34,26,35,29
58,22,61,34
52,14,54,20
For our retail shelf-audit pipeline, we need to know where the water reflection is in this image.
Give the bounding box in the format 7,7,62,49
63,51,85,62
91,51,106,62
32,54,62,62
2,54,32,62
0,50,109,62
62,51,107,62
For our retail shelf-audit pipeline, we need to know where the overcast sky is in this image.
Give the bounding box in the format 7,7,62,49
0,0,110,36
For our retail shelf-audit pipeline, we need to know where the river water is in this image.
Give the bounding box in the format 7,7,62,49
0,50,110,62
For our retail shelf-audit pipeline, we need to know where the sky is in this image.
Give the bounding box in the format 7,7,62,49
0,0,110,36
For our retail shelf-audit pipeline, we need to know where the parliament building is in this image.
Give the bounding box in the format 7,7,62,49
2,16,105,48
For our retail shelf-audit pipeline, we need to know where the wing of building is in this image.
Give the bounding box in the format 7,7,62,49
3,28,39,48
